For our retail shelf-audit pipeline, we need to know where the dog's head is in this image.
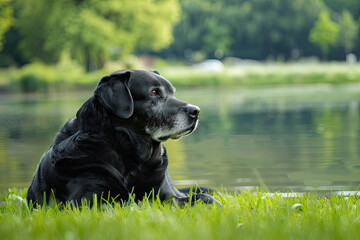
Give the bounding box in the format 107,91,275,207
94,70,200,142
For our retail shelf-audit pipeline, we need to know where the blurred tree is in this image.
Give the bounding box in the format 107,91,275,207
17,0,61,64
0,27,29,67
17,0,180,71
309,11,339,60
202,18,231,56
0,0,14,51
163,0,324,61
323,0,360,19
242,0,325,60
337,10,359,55
3,0,359,64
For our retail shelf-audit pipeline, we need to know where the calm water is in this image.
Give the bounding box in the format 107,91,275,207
0,84,359,193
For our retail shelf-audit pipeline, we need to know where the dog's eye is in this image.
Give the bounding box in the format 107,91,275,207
150,89,159,97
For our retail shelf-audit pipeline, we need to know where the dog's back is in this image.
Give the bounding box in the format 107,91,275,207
27,98,130,205
26,118,81,205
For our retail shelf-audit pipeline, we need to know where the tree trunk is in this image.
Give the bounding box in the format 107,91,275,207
84,46,93,72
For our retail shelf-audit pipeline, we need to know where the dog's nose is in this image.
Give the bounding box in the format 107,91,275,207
185,105,200,118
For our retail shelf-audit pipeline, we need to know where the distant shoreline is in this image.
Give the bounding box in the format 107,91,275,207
0,63,359,93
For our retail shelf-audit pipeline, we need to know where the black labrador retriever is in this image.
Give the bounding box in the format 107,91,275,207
26,69,219,206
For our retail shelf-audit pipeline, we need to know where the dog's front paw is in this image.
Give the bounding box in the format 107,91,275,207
196,193,222,206
173,194,222,207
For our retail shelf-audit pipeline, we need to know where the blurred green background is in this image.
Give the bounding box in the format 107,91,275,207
0,0,359,92
0,0,359,193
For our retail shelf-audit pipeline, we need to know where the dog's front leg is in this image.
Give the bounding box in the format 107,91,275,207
160,171,221,206
158,171,187,201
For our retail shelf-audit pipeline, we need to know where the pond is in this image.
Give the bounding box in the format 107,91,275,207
0,83,359,194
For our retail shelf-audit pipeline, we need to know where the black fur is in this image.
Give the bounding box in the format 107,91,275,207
26,70,220,207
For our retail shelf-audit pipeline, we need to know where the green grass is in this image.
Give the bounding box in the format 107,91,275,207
1,62,359,93
162,63,360,87
1,188,360,239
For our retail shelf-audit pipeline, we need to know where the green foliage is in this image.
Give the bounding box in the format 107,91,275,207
309,11,340,59
1,0,360,66
323,0,360,19
338,10,359,54
0,0,14,51
203,18,231,55
168,0,324,60
13,68,50,93
9,62,102,93
17,0,180,71
17,0,62,64
162,0,358,61
1,189,360,239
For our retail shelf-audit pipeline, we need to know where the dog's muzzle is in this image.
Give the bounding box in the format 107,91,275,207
167,104,200,140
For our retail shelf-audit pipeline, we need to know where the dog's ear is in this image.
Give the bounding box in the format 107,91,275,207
95,71,134,119
152,70,160,75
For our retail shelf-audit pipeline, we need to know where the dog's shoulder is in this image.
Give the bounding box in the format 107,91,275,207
48,131,119,175
53,118,79,145
52,118,109,156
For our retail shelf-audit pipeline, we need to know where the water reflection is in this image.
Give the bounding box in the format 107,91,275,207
170,84,360,192
0,84,359,193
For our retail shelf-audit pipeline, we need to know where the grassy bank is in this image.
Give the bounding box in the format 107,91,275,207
1,189,359,239
0,63,359,93
163,63,360,87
